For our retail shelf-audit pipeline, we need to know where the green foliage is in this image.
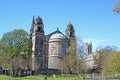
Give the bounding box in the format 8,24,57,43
62,37,79,74
0,29,32,69
97,47,120,74
106,51,120,74
97,48,111,69
0,45,12,69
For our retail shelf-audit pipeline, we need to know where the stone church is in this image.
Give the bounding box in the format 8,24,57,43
29,16,75,73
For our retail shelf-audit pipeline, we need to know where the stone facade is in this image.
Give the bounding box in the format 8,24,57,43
30,16,75,73
86,42,92,55
48,33,68,70
85,42,94,69
85,42,100,72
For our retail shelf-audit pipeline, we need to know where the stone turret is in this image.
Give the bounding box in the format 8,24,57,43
66,22,75,40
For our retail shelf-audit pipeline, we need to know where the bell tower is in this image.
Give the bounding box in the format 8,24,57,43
86,42,92,55
30,16,45,71
66,22,75,41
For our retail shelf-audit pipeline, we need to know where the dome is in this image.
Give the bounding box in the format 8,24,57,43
50,32,66,39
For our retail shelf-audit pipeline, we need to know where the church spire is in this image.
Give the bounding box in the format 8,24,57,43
30,16,35,38
32,16,35,24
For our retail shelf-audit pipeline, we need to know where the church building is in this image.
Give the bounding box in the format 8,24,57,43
29,16,75,74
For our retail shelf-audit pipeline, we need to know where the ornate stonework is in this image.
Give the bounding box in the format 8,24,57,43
30,16,75,73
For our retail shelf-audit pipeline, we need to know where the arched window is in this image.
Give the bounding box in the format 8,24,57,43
51,48,56,55
38,27,41,32
38,51,41,56
61,49,65,55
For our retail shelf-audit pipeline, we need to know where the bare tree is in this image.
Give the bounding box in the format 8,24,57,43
113,0,120,14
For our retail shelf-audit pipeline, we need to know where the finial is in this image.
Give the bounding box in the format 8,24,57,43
69,21,71,24
57,27,59,31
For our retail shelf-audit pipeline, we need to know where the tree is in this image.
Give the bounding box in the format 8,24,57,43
95,46,114,74
106,51,120,74
76,37,85,58
96,46,120,74
62,37,79,74
0,29,32,69
0,45,11,69
97,49,110,67
113,0,120,14
76,37,86,73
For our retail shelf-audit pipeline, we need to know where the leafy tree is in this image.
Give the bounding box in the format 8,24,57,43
96,46,120,74
95,46,114,74
106,51,120,74
62,37,79,74
0,45,11,69
0,29,32,69
97,49,110,67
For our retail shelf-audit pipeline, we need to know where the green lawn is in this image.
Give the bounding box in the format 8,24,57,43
0,75,83,80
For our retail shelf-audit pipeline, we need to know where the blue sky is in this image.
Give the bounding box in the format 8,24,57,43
0,0,120,52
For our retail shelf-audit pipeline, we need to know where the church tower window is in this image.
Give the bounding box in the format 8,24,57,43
38,27,41,32
51,48,56,55
61,49,65,55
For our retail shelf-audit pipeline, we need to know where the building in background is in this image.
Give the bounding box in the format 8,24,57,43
85,42,95,70
84,42,101,73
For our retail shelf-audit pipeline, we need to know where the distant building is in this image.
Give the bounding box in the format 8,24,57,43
84,42,100,72
29,16,75,74
86,42,92,55
85,42,95,70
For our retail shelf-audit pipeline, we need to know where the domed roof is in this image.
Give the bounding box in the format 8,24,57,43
50,32,66,39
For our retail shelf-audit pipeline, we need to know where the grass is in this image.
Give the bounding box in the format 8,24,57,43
0,75,83,80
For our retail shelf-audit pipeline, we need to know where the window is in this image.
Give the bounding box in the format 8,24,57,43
51,48,56,55
38,27,41,32
61,49,65,55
